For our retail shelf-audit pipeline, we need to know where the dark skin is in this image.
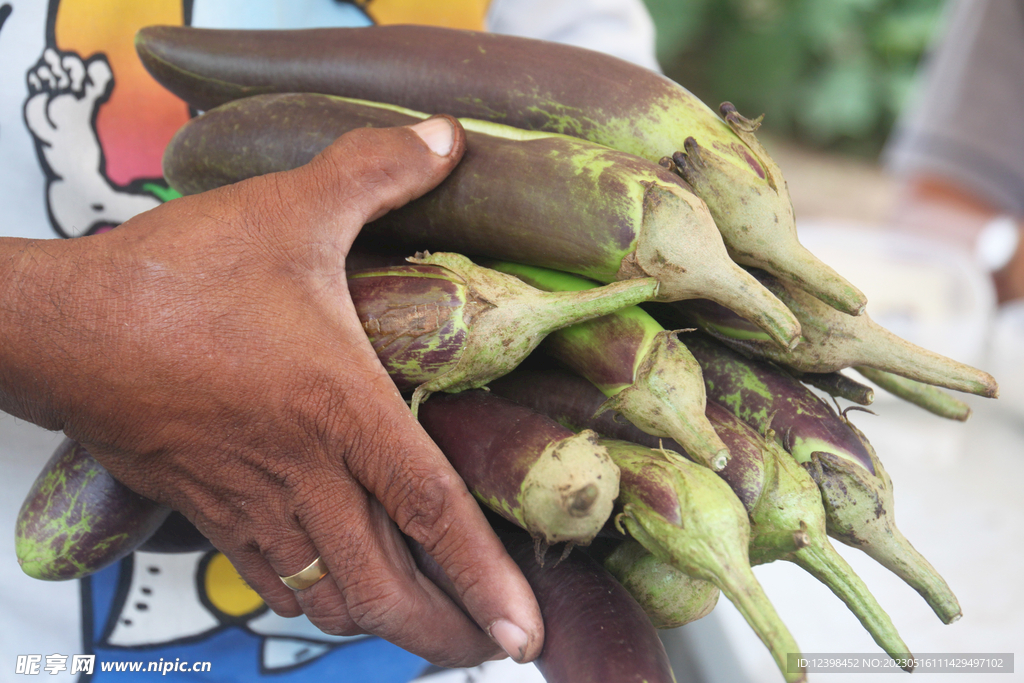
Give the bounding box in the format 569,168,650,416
0,117,543,668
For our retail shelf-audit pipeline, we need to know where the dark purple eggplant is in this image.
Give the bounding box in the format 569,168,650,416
417,391,619,546
136,24,865,316
499,527,678,683
16,439,170,580
139,511,213,553
160,92,802,347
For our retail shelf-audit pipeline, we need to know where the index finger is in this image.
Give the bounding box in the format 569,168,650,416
338,375,545,662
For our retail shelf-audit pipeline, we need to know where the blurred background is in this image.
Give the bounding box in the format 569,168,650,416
647,0,940,154
638,1,1024,681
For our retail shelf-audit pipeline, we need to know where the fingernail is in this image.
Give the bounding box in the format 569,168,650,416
410,116,455,156
488,619,528,662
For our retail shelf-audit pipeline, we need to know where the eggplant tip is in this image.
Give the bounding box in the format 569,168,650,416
711,449,729,472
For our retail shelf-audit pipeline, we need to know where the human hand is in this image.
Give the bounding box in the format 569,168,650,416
0,117,543,666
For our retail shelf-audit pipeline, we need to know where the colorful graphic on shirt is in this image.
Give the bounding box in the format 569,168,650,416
23,0,185,237
349,0,488,30
82,550,437,681
51,0,193,186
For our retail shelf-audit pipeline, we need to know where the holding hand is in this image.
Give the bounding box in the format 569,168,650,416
0,118,543,668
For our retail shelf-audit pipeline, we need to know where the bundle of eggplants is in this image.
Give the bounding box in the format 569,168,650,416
136,23,866,317
16,23,1005,683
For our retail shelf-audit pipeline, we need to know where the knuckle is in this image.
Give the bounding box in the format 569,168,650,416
344,576,407,635
387,468,460,543
304,604,363,637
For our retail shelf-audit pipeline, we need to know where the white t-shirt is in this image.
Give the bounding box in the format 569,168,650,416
0,1,657,680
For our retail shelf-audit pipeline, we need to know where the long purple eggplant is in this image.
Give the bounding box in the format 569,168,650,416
160,92,801,348
417,391,619,546
498,528,678,683
349,252,658,413
676,269,998,398
16,439,170,580
136,24,865,316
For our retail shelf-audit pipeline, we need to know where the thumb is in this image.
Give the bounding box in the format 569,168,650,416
291,114,466,244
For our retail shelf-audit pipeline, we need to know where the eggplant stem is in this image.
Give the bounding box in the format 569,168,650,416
794,542,914,670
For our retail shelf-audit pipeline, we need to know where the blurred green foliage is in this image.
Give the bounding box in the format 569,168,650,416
645,0,946,152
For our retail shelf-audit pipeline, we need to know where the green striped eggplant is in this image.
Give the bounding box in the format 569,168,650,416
676,269,998,398
602,539,719,629
489,367,912,664
683,333,877,473
601,438,805,683
350,253,658,413
136,24,865,316
162,93,801,348
17,439,170,580
486,261,728,471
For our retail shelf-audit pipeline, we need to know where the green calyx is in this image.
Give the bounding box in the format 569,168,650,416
670,104,866,317
855,367,971,421
802,429,962,625
406,252,659,415
607,442,805,683
747,439,913,667
483,262,729,470
718,271,998,398
598,330,730,471
616,183,801,349
603,540,719,629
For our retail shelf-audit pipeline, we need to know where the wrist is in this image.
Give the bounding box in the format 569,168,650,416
0,236,93,429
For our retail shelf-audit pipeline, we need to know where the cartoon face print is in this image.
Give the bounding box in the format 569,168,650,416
24,48,161,237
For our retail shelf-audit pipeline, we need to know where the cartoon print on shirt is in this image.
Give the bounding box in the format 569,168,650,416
24,48,161,237
83,549,519,681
